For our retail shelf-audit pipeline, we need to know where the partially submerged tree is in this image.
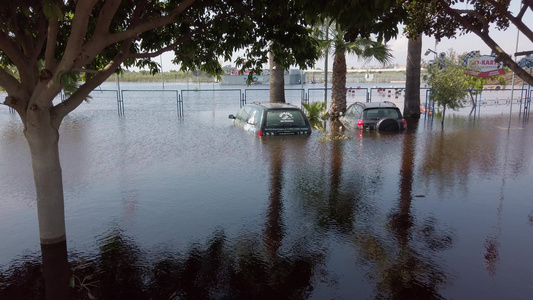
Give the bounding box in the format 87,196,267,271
0,1,322,296
427,51,470,127
404,36,423,119
297,0,404,117
314,21,393,117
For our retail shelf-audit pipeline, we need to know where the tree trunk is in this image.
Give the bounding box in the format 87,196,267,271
269,51,285,103
441,106,446,128
24,108,66,245
329,51,347,117
23,106,70,298
41,241,72,299
404,35,422,119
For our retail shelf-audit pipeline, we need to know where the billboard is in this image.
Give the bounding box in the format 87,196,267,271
464,53,505,77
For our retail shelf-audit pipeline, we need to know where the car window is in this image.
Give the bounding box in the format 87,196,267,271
247,109,259,125
236,107,247,122
354,106,362,118
364,108,401,119
346,106,355,117
237,106,257,124
266,110,307,127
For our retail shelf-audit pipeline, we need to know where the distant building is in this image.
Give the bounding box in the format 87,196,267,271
220,68,303,85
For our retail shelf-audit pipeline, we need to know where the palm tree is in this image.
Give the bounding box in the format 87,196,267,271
404,35,422,119
315,21,393,117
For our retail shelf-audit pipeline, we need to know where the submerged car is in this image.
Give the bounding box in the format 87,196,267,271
229,103,312,136
339,101,407,131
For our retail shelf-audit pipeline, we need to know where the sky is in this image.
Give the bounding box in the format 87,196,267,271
154,0,533,71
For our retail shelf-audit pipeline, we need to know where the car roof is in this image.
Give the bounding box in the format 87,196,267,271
247,102,301,110
350,101,398,109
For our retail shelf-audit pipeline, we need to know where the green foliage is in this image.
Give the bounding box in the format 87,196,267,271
313,21,393,65
42,0,64,21
59,72,80,97
302,101,329,121
427,50,469,113
316,128,353,142
298,0,403,42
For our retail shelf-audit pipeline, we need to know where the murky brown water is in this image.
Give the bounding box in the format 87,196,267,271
1,84,532,299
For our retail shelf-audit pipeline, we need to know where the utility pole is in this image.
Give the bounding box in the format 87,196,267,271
160,54,165,89
324,21,329,103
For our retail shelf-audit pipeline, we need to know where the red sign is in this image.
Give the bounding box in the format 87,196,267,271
466,55,505,77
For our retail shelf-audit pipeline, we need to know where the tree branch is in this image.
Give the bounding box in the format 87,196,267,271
125,27,200,59
0,67,28,117
93,0,124,36
439,0,533,87
45,14,59,71
10,4,33,59
106,0,196,46
454,9,489,33
51,39,133,123
33,10,49,63
0,67,23,97
486,0,533,43
31,0,99,107
516,1,528,19
523,0,533,11
57,0,99,72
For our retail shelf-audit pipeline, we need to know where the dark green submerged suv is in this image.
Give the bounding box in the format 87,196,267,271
339,101,407,131
229,103,312,136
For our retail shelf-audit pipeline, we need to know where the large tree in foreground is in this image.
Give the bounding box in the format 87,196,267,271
0,0,320,251
0,1,320,297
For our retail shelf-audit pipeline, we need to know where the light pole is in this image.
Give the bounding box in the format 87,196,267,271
160,54,165,89
424,48,437,64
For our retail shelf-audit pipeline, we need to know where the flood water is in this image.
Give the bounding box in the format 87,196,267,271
1,82,532,299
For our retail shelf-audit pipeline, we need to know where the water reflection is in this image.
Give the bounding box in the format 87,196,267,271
2,105,533,299
2,226,324,299
264,140,284,260
346,120,454,299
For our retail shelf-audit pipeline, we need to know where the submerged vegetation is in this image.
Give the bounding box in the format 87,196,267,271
303,102,353,142
302,101,329,121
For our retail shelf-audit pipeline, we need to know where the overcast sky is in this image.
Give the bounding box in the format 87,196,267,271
154,0,533,71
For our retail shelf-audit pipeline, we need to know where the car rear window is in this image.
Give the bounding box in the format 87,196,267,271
266,110,307,127
364,108,401,120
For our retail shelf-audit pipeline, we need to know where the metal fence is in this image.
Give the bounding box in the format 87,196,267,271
2,86,531,117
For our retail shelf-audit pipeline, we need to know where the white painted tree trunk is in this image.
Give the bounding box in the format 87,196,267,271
24,109,66,245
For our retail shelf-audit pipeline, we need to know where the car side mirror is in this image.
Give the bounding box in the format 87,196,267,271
228,114,236,119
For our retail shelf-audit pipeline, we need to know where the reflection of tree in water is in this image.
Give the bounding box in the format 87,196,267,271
289,120,453,297
291,119,361,235
264,139,285,260
420,129,499,192
420,117,531,192
356,120,454,299
1,226,323,299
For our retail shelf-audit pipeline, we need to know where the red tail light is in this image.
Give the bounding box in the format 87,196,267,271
308,129,312,134
257,130,264,136
357,119,364,129
402,119,407,129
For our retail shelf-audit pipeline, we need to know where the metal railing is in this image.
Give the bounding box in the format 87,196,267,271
2,86,531,117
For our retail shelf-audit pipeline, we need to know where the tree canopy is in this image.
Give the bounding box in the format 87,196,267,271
403,0,533,86
0,0,324,123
